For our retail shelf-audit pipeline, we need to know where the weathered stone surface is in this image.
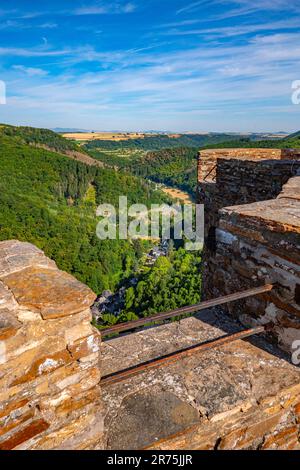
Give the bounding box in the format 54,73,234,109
0,241,102,450
261,425,300,450
65,319,95,344
0,419,50,450
1,235,300,450
278,177,300,202
3,266,96,319
11,349,72,386
107,389,199,450
101,309,300,450
0,281,18,311
0,309,21,340
0,398,29,420
0,408,34,438
218,411,285,449
29,411,103,450
55,388,100,416
0,240,56,278
198,147,300,354
67,333,100,360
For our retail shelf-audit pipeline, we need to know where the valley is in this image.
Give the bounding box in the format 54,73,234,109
1,124,300,329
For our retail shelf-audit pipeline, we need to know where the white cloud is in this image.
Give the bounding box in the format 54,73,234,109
12,65,48,77
1,7,300,132
0,19,58,31
39,23,58,29
74,2,136,15
0,45,74,57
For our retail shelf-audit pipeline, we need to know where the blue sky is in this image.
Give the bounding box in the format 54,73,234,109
0,0,299,132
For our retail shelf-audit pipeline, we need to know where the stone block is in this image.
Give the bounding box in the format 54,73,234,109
3,266,96,319
0,418,50,450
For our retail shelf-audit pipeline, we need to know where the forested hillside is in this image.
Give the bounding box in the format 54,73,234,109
89,146,197,195
0,132,167,294
130,147,198,195
0,124,85,154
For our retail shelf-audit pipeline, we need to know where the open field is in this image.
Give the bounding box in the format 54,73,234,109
63,132,147,142
160,185,193,204
89,148,144,168
62,132,194,142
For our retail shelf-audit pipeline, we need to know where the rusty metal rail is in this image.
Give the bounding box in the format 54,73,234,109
101,284,273,338
203,164,217,181
100,325,266,387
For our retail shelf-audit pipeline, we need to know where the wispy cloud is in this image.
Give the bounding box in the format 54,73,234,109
0,45,71,57
12,65,48,77
1,0,299,132
176,0,300,18
0,19,58,30
176,1,212,15
39,22,58,29
163,18,300,39
73,2,136,15
2,29,300,131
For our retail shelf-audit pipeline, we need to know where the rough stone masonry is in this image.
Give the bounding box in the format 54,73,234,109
197,148,300,354
0,240,103,450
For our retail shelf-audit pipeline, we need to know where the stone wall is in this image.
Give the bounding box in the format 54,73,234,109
198,148,300,182
198,154,300,239
198,148,300,354
0,240,103,450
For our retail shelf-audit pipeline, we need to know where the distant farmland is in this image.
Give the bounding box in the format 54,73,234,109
62,132,187,142
63,132,147,142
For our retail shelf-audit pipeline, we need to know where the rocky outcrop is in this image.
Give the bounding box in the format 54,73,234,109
0,240,102,450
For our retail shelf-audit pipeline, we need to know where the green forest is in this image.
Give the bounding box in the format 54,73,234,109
100,248,202,327
129,147,198,196
0,131,168,294
89,146,198,195
0,124,84,154
202,133,300,150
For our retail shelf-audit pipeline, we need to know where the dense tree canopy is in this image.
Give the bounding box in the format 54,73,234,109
0,133,168,293
0,124,84,154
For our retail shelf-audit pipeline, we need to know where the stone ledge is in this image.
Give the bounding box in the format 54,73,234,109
0,240,57,278
220,176,300,235
0,241,96,320
3,266,96,319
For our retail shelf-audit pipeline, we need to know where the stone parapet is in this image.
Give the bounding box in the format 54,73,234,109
0,240,102,450
198,148,300,183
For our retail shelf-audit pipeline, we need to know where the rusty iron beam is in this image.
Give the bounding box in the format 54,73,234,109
203,163,217,181
101,284,273,338
100,325,266,387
